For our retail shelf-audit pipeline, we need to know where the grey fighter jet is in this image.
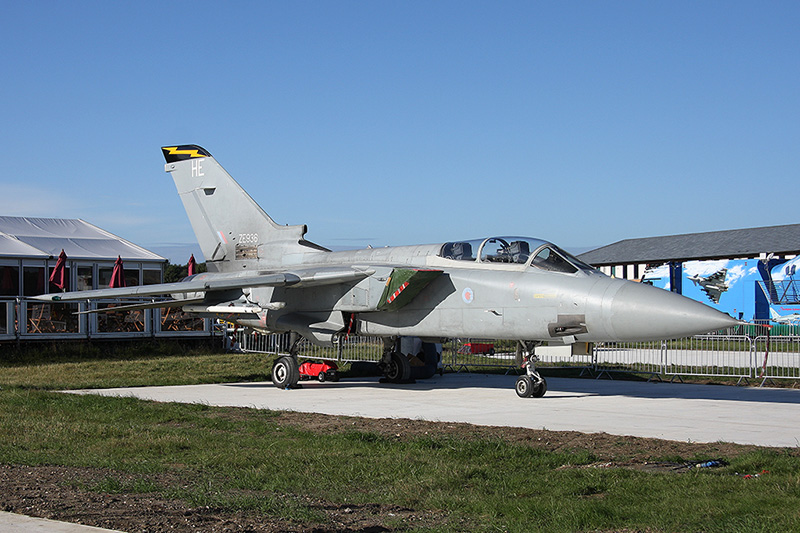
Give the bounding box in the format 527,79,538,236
770,308,800,325
35,145,739,397
687,268,729,304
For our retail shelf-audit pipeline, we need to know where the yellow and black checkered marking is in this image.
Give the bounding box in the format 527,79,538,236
161,145,212,163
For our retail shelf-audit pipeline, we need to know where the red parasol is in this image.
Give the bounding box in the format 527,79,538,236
109,256,126,288
187,254,197,276
50,249,68,290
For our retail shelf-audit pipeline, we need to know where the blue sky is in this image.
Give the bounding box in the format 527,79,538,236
1,2,798,263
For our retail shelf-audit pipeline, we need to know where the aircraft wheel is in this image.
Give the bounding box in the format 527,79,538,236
515,375,533,398
272,356,299,388
385,352,411,382
532,376,547,398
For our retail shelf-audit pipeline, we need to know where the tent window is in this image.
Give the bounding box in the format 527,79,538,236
77,266,93,290
98,267,113,288
143,269,161,285
22,266,46,296
0,266,19,296
124,269,140,287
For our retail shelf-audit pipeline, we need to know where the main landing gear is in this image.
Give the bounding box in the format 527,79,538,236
515,343,547,398
271,333,303,389
378,338,412,383
271,334,416,389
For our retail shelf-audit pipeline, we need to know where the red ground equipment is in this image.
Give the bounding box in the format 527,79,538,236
458,342,495,355
298,361,340,382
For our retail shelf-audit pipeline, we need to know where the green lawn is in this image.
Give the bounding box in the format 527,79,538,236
1,341,799,531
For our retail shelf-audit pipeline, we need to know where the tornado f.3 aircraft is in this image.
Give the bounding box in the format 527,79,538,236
35,145,739,397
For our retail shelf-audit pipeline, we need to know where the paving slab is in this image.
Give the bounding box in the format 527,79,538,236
0,511,122,533
72,374,800,447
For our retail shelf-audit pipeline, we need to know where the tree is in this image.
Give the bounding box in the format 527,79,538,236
163,261,207,283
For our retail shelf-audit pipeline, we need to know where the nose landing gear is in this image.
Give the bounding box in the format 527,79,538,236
515,350,547,398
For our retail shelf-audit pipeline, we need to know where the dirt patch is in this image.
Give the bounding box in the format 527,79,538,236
270,410,762,464
0,411,788,532
0,464,448,532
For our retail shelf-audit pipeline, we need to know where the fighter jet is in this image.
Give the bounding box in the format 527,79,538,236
35,145,739,397
770,308,800,325
687,268,729,304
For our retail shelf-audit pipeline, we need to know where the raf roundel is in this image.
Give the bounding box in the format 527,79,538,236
462,287,474,304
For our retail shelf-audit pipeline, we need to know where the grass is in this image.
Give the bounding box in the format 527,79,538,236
1,342,800,531
0,340,273,389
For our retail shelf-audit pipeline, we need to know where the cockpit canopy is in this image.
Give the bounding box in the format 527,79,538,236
439,237,597,274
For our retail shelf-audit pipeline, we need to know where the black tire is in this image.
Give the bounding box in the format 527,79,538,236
384,352,412,382
272,356,299,388
318,372,326,382
515,375,533,398
532,376,547,398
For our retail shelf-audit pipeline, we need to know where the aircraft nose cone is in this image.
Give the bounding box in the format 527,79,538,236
606,281,740,341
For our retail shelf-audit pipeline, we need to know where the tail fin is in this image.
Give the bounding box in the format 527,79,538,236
162,145,322,269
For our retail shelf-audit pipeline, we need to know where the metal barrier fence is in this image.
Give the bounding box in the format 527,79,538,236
444,339,519,372
590,333,800,384
232,330,800,385
593,340,665,377
755,335,800,382
236,331,385,363
666,335,754,380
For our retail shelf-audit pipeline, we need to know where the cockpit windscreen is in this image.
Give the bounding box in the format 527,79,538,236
440,237,598,274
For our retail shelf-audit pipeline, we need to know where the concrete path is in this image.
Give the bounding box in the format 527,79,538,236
0,511,122,533
71,373,800,447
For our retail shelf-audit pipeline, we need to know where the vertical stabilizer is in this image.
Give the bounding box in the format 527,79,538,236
162,145,313,268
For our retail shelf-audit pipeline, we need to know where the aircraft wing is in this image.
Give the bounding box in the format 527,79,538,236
705,268,727,284
33,267,375,303
74,298,206,315
701,285,724,304
32,272,300,302
285,266,375,288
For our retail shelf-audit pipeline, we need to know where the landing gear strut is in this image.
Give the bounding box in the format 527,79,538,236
271,333,302,389
515,342,547,398
378,338,412,383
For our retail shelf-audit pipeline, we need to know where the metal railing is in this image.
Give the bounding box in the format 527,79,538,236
593,340,666,378
0,298,211,342
755,335,800,382
234,331,385,363
444,339,519,372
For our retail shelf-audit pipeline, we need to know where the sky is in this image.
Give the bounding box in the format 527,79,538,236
1,1,798,264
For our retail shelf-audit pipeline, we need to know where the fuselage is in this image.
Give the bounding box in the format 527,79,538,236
200,236,739,345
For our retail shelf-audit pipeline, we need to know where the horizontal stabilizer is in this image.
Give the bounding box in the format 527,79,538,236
378,269,443,311
276,311,345,347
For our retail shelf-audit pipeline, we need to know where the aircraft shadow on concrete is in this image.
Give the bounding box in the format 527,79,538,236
223,374,800,405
